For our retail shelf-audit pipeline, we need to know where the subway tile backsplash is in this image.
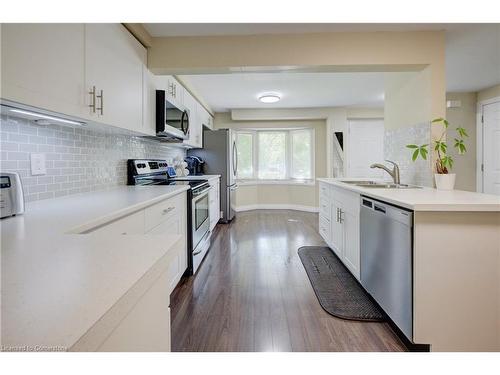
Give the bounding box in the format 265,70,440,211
384,122,433,187
0,115,185,202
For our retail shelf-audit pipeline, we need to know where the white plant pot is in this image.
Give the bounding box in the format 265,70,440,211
434,173,456,190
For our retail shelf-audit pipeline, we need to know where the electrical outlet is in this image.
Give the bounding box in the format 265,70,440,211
30,153,46,175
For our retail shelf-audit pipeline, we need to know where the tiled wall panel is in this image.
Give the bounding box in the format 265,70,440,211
384,122,433,187
0,116,185,202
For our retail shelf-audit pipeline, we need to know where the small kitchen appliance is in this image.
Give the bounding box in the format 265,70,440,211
0,172,25,219
184,156,205,175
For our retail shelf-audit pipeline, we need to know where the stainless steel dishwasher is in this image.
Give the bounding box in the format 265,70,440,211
360,196,413,341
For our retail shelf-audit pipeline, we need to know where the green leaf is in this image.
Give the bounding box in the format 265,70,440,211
443,119,449,128
456,127,468,138
441,156,454,169
406,144,419,149
432,118,444,123
420,147,428,160
412,149,419,161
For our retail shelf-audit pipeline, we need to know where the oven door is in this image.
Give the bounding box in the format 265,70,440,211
191,187,210,249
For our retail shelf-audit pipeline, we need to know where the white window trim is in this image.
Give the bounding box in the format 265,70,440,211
235,128,315,184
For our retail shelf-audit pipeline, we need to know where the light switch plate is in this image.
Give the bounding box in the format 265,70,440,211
30,153,46,175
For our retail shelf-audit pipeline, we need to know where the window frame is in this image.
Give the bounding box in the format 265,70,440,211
235,127,315,184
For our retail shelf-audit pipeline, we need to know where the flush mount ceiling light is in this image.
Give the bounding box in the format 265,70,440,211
8,108,86,126
259,94,281,103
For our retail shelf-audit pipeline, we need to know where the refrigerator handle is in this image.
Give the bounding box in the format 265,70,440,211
232,140,238,177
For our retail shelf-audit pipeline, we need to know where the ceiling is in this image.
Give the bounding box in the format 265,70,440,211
147,23,499,111
180,72,385,112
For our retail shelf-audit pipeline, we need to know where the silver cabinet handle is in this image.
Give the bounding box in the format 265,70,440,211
162,207,175,215
88,86,96,113
339,209,344,224
96,89,103,115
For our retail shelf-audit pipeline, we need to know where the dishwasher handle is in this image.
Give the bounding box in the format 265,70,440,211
361,196,413,226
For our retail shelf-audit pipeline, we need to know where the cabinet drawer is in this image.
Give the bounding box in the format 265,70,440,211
144,193,185,232
146,211,185,236
319,216,331,243
319,182,331,199
319,197,331,219
92,210,145,235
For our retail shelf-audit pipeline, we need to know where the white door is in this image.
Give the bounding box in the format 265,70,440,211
1,24,86,119
85,24,146,131
347,119,385,178
483,101,500,195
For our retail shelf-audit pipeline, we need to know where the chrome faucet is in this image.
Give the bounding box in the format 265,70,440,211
370,160,401,185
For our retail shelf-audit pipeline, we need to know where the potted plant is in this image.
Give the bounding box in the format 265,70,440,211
406,118,468,190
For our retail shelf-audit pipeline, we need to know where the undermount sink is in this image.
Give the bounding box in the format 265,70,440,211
339,180,422,189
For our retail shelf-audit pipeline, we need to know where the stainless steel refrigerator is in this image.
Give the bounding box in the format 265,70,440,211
188,129,237,223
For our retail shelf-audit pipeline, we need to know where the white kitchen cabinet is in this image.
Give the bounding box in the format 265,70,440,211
142,68,157,136
330,200,344,259
341,208,360,279
164,75,184,107
208,178,221,231
183,91,203,148
97,263,173,352
84,24,146,132
318,182,361,280
82,192,187,351
1,24,86,119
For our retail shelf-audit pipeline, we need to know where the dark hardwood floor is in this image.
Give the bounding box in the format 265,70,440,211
170,210,406,352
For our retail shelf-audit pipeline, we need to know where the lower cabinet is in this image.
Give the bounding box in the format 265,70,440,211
208,178,221,231
97,267,172,352
318,182,361,280
86,191,187,351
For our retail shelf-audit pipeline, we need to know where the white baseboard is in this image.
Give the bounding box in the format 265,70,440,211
234,204,319,213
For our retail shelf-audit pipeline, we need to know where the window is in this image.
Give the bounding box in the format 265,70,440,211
235,128,314,182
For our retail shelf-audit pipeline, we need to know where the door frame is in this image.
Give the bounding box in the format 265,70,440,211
476,96,500,193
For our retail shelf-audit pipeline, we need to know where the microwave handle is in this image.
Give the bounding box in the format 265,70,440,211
181,110,189,136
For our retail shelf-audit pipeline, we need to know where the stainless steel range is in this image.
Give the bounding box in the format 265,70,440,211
127,159,211,275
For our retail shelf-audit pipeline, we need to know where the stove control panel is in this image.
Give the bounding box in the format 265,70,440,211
129,159,170,175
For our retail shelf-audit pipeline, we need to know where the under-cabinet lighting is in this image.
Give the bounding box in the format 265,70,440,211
9,108,86,126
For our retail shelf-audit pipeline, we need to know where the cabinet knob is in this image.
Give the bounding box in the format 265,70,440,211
162,207,175,215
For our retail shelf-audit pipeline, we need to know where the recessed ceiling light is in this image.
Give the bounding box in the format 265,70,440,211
259,94,281,103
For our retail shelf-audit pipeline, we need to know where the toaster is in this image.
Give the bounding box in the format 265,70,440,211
0,172,25,219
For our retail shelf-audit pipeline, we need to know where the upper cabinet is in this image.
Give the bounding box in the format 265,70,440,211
164,76,184,108
1,24,212,141
84,24,146,132
1,24,87,119
182,91,202,148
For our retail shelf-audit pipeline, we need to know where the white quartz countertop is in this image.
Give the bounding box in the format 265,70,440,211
317,178,500,212
1,185,189,350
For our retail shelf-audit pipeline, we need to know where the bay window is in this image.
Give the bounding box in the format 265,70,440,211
235,128,314,182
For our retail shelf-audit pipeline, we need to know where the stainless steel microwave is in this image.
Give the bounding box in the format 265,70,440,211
156,90,190,140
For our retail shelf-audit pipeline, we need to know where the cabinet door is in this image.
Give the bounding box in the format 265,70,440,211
1,24,86,118
183,92,202,148
208,180,220,230
142,68,156,136
342,210,360,280
85,24,146,131
330,200,344,259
